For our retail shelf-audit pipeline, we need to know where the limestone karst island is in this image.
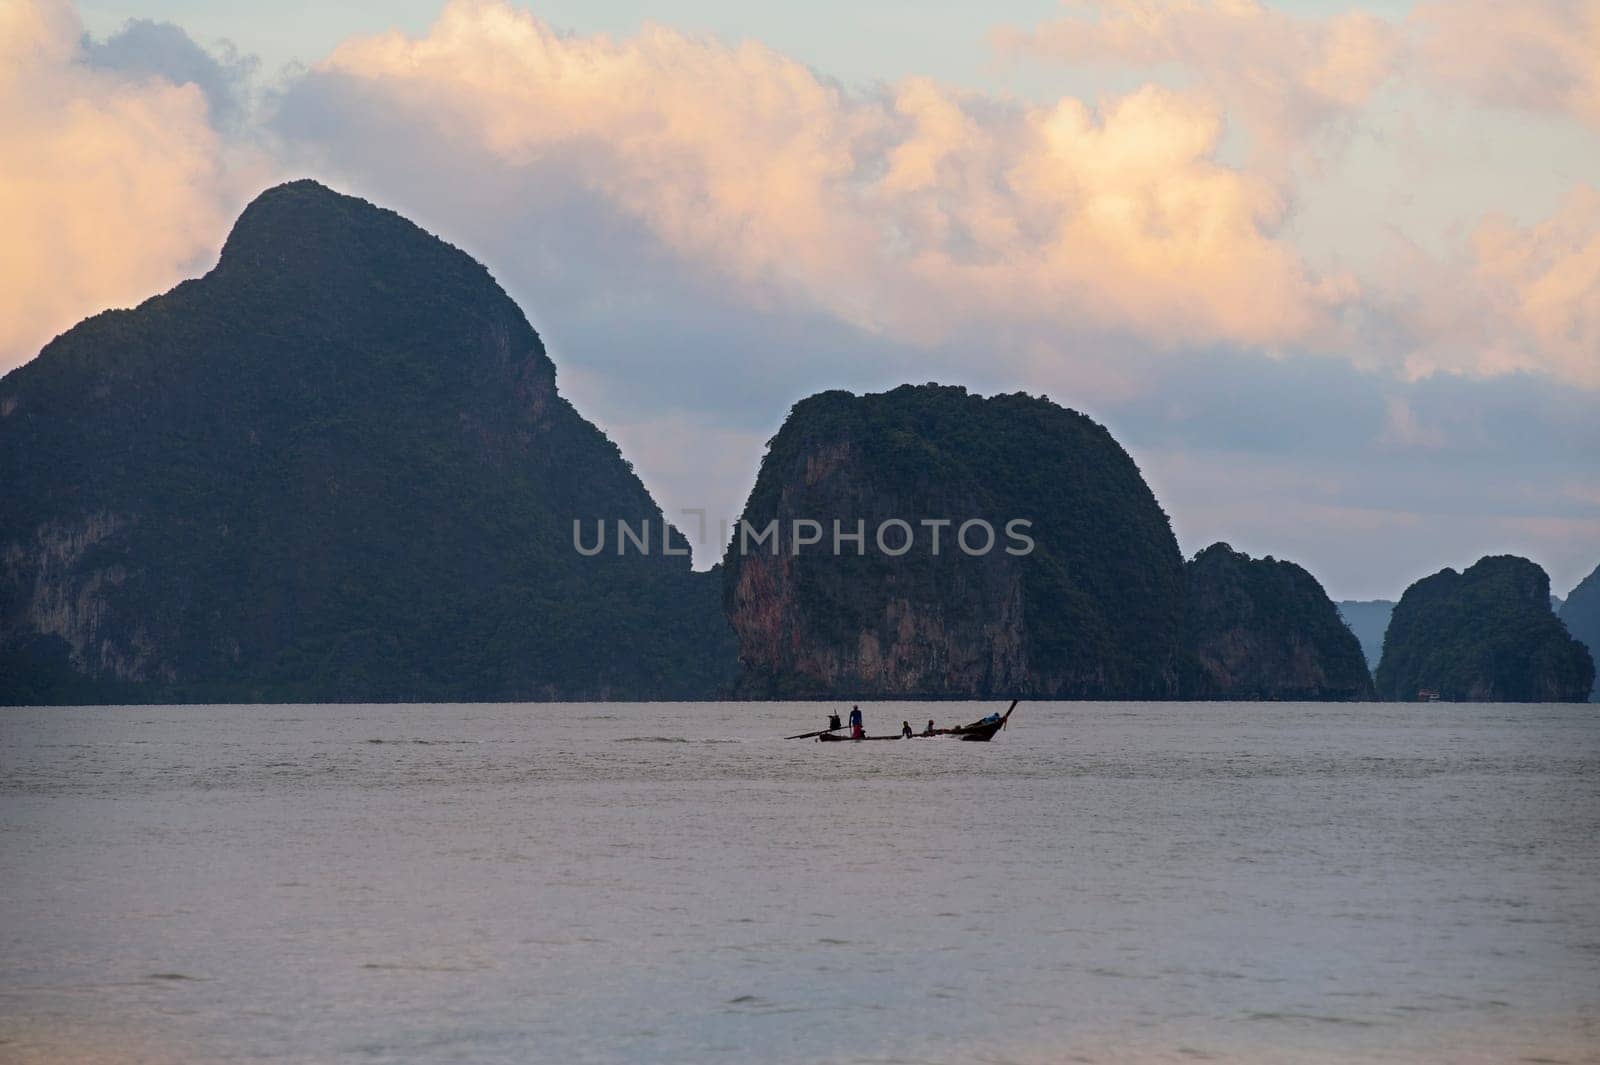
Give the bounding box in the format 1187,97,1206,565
2,183,1593,705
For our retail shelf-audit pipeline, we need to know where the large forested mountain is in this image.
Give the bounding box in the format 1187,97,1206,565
1559,564,1600,701
1183,544,1375,700
1375,555,1593,702
0,180,735,703
722,384,1186,698
10,182,1584,707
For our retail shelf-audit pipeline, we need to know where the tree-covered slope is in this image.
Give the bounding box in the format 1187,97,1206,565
1559,564,1600,701
1375,556,1593,702
1183,544,1375,700
1336,599,1393,674
0,180,735,703
721,384,1185,698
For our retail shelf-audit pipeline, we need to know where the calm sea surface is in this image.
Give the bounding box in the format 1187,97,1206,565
1,701,1597,1064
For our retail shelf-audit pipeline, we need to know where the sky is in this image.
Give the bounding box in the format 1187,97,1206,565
3,0,1597,599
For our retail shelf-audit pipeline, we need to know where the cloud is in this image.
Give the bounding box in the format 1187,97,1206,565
987,1,1600,388
576,404,770,556
0,0,258,371
1392,186,1600,388
1109,348,1600,475
284,0,1343,360
1413,0,1600,129
81,17,257,127
1139,444,1600,600
259,0,1596,586
18,0,1584,396
1093,341,1599,597
1471,187,1600,388
991,0,1600,144
992,0,1402,160
5,0,1595,591
1118,356,1600,598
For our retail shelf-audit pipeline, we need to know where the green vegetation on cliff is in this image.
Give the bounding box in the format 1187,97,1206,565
1183,544,1375,700
1558,564,1600,701
11,184,1580,708
0,180,735,703
1375,555,1593,702
723,384,1185,698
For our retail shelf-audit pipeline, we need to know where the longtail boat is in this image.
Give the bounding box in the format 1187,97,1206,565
809,701,1018,743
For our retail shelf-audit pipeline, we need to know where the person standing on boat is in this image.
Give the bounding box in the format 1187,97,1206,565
901,720,913,738
849,705,863,740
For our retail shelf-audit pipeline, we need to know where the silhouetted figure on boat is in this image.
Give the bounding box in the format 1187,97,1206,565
849,705,863,739
828,712,842,732
901,720,913,738
923,719,936,736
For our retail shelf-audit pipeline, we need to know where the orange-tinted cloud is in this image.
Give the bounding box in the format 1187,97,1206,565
1472,187,1600,387
988,0,1600,389
1413,0,1600,129
993,1,1600,142
992,0,1402,160
315,0,1344,356
6,0,1595,398
1387,185,1600,388
0,0,246,371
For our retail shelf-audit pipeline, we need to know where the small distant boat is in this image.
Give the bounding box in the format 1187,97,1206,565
1417,688,1441,702
811,701,1018,743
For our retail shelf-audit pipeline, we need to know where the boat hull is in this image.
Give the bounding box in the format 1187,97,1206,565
805,701,1017,745
814,719,1007,743
816,732,902,741
953,719,1005,741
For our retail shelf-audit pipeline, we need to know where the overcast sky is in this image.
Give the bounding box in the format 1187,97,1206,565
6,0,1598,598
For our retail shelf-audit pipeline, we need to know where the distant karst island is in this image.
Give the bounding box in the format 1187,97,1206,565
2,181,1594,705
1377,557,1594,703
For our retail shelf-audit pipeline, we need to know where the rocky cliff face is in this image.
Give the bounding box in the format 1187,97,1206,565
1183,544,1375,700
1558,563,1600,701
722,385,1185,698
0,180,734,703
2,511,155,686
1376,555,1593,702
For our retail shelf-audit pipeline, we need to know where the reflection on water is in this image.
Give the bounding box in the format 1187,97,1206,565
1,700,1597,1064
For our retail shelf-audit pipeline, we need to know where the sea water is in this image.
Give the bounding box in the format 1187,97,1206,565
1,701,1596,1064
